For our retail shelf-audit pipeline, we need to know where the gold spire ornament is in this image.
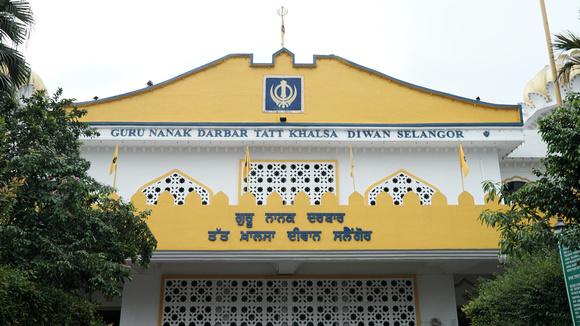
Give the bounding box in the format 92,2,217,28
277,6,288,47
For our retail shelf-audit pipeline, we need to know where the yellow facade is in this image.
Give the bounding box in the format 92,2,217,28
84,49,517,253
80,50,521,125
131,176,502,251
81,48,524,325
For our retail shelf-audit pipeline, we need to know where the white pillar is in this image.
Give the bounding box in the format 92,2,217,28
120,272,161,326
416,274,458,326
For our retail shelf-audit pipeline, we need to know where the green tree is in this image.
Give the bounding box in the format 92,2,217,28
463,249,570,325
0,0,34,94
0,264,106,326
0,89,157,297
479,92,580,257
468,93,580,324
0,94,107,325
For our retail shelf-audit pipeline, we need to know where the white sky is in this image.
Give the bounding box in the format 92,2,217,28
24,0,579,104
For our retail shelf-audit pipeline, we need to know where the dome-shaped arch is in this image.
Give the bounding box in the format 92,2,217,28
139,169,212,205
365,169,440,206
14,70,47,101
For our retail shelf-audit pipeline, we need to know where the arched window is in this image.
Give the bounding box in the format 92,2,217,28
504,180,527,194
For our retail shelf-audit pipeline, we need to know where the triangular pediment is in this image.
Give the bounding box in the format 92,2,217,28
79,48,521,126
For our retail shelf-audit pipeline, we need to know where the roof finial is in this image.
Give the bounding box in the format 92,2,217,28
277,6,288,47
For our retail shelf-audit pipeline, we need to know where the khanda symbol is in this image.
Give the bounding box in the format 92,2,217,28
270,79,297,108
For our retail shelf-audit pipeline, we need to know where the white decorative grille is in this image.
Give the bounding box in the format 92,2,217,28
142,172,210,205
368,172,435,206
161,277,417,326
242,161,337,205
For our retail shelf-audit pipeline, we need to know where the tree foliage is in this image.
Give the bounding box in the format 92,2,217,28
0,90,157,297
0,264,106,326
0,0,34,94
469,94,580,324
479,93,580,257
463,249,570,325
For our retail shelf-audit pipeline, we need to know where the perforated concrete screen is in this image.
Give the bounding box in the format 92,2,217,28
242,161,337,205
367,172,435,206
142,171,210,205
161,277,418,326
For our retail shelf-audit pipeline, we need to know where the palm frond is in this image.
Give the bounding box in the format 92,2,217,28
0,1,34,46
0,71,12,92
0,42,29,93
553,30,580,52
557,53,580,84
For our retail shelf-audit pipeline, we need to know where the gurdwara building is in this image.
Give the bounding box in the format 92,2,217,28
75,48,579,326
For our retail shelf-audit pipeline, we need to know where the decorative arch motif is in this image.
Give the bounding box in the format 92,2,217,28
502,176,533,183
502,176,532,195
366,170,437,206
140,170,211,205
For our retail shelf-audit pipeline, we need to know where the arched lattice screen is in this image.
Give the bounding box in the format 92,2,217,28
368,171,435,206
142,171,210,205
